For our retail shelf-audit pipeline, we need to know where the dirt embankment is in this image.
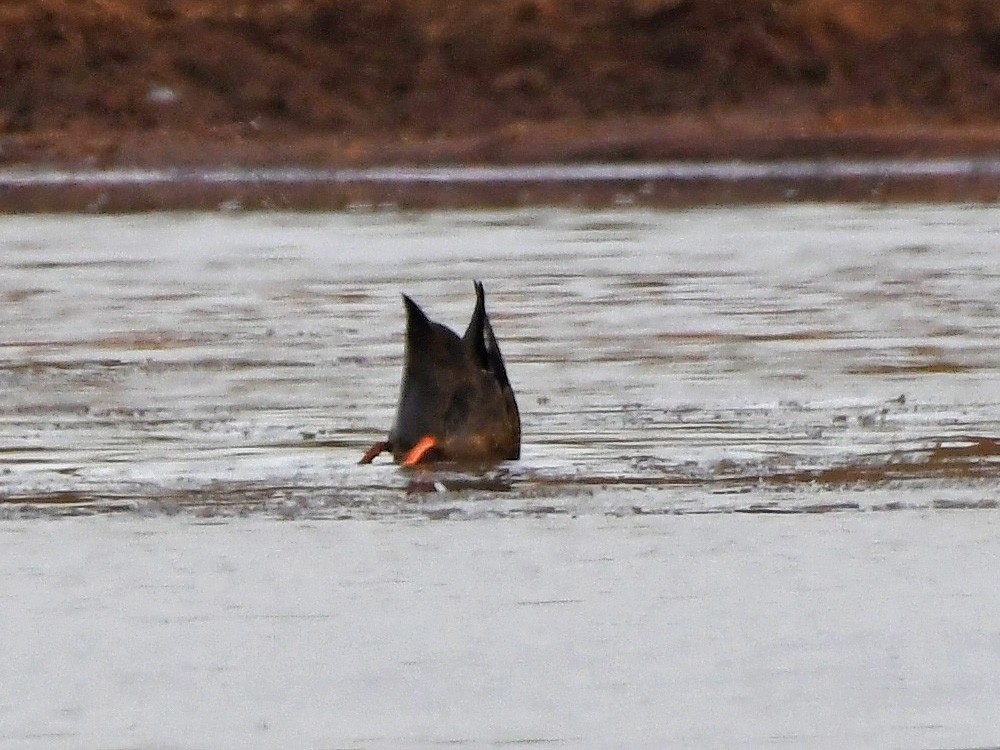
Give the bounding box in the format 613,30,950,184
3,0,1000,167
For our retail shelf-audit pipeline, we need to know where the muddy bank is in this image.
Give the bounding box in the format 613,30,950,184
3,0,1000,170
6,158,1000,212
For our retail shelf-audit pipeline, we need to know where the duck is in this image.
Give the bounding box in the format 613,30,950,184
360,281,521,466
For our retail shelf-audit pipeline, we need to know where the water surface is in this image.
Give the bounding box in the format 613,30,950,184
2,206,1000,749
2,205,998,518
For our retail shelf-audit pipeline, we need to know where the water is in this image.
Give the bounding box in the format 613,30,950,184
5,158,1000,187
3,205,999,517
2,205,1000,747
5,159,1000,210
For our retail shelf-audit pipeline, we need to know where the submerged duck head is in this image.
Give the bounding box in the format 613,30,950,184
360,281,520,466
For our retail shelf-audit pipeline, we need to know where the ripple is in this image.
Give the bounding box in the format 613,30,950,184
2,206,1000,518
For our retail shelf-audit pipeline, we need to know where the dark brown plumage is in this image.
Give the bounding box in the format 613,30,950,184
360,281,520,466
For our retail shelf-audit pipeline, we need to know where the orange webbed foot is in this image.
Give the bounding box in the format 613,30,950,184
402,436,438,466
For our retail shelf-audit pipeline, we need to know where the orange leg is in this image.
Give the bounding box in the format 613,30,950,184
402,436,438,466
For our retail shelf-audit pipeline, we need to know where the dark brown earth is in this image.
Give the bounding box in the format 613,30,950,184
4,0,1000,170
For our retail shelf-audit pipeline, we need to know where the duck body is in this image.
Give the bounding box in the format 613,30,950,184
360,282,520,466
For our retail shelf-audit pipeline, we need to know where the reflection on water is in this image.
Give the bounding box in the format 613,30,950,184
5,158,1000,186
2,205,1000,518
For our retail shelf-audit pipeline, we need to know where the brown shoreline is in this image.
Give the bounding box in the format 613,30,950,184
5,166,1000,213
5,1,1000,209
5,115,1000,211
9,111,1000,168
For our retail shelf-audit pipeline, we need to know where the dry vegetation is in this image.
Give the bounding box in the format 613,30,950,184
3,0,1000,164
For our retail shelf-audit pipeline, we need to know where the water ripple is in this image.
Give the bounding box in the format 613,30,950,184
2,206,1000,517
